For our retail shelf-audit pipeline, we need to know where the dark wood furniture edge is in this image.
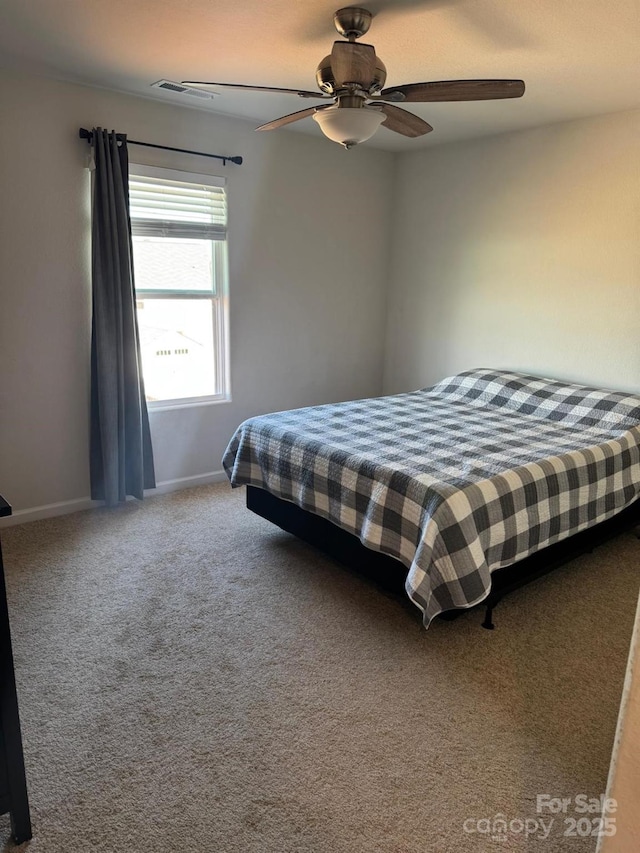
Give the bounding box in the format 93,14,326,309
0,495,32,843
0,496,11,519
246,485,640,629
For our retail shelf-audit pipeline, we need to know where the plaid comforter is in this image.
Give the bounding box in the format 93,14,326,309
222,369,640,625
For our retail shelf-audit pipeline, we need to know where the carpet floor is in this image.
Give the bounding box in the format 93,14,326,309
0,483,638,852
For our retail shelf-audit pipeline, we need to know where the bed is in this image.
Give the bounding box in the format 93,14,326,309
222,369,640,628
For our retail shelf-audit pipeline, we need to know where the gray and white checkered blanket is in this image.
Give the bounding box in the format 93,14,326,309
222,369,640,625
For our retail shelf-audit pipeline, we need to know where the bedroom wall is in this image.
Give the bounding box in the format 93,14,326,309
0,70,394,517
383,109,640,394
599,592,640,852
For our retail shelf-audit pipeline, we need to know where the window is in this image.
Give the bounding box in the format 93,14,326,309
129,165,230,406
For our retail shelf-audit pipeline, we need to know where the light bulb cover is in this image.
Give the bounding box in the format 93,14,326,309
313,106,384,148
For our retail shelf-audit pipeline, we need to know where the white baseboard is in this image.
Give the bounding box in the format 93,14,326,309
144,470,227,495
0,470,227,528
0,496,97,527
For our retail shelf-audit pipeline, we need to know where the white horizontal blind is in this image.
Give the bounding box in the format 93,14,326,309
129,172,227,240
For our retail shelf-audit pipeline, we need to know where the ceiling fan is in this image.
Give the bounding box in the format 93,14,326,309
183,6,525,149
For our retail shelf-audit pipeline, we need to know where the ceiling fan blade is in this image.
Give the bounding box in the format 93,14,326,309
378,104,433,137
255,105,330,132
380,79,525,103
182,81,330,99
330,42,376,88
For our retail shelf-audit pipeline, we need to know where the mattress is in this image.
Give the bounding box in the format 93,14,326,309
222,369,640,625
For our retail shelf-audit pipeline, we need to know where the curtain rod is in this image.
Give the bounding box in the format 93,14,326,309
78,128,243,165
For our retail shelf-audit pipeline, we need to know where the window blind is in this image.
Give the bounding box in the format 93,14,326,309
129,173,227,240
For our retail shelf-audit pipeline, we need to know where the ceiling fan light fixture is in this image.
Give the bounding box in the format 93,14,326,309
312,106,384,149
185,7,525,147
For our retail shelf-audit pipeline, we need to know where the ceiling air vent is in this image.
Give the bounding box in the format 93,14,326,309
151,80,216,101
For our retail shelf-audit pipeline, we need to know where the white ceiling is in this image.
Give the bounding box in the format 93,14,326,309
1,0,639,152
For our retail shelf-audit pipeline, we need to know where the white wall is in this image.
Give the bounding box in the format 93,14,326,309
0,71,394,514
383,110,640,394
599,593,640,853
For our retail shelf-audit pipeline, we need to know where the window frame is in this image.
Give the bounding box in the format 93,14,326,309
129,164,231,410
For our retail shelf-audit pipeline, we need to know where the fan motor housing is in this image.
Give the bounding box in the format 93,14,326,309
315,52,386,94
371,56,387,93
316,55,335,94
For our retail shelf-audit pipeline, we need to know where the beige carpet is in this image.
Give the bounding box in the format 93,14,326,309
0,483,638,853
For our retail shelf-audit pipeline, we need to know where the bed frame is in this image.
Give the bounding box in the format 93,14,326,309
247,485,640,629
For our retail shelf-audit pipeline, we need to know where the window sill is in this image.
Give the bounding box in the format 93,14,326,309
147,395,232,412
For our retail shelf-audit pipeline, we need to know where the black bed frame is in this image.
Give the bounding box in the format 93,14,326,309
247,485,640,629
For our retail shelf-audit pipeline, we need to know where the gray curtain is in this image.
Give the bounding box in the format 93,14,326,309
90,128,155,506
